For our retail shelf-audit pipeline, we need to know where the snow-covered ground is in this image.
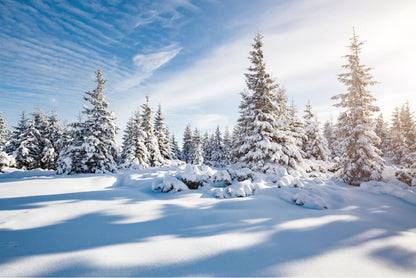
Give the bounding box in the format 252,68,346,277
0,166,416,276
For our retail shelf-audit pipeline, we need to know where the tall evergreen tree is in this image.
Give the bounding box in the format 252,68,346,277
5,111,28,155
332,30,384,185
154,104,173,160
171,134,181,160
0,112,12,171
141,97,163,167
302,101,330,161
289,99,306,153
57,69,118,174
388,107,408,164
211,126,224,166
323,117,338,159
120,108,149,169
14,119,42,170
41,111,64,170
202,131,212,163
222,127,232,166
374,113,390,157
400,101,416,151
190,127,204,165
181,124,193,163
236,32,302,173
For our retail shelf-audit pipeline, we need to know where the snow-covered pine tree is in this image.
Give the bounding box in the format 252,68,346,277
141,97,163,167
387,107,408,164
332,30,384,185
32,107,56,169
222,127,232,166
400,101,416,151
0,112,12,171
374,113,390,157
211,126,224,166
154,104,173,160
13,119,43,170
171,134,181,160
5,111,28,155
236,32,302,173
323,117,338,159
288,99,306,156
302,100,330,161
190,127,204,165
202,131,212,163
181,124,193,163
120,108,149,169
57,69,118,174
41,111,64,170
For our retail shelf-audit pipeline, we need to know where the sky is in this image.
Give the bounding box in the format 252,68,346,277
1,0,415,144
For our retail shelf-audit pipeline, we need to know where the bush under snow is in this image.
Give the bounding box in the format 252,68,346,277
212,180,256,198
152,174,189,193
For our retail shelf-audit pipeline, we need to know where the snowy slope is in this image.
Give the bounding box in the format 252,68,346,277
0,166,415,276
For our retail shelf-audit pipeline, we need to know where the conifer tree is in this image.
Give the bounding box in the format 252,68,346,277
374,113,390,157
302,101,330,161
236,32,302,173
323,118,338,159
181,124,193,163
332,30,384,185
154,104,173,160
57,69,118,174
141,97,163,167
202,131,212,163
222,127,232,166
5,111,28,155
190,127,204,165
211,126,224,166
120,108,149,169
41,111,64,170
400,101,416,151
14,119,42,170
171,135,181,160
289,99,306,153
388,107,408,164
0,112,12,171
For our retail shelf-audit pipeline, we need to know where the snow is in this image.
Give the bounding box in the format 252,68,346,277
1,166,416,276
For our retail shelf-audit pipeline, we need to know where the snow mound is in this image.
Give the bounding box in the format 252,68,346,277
279,188,328,209
152,174,189,193
212,180,256,198
361,181,416,205
178,164,208,189
226,167,254,181
212,169,232,185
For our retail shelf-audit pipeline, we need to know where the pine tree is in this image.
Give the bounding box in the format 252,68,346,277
332,30,384,185
0,112,12,171
171,135,181,160
211,126,224,166
5,111,28,155
120,108,149,169
57,69,118,174
154,104,173,160
181,124,193,163
141,97,163,167
400,101,416,151
289,99,306,154
41,111,64,170
222,127,232,166
14,119,42,170
388,107,408,164
202,132,211,163
236,32,302,173
302,101,330,161
190,127,204,165
323,117,338,159
374,113,390,157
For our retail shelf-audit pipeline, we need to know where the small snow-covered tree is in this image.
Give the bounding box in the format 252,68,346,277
302,101,330,161
374,113,390,157
236,32,302,173
0,112,12,171
332,30,384,185
202,132,212,163
211,126,224,166
120,108,149,169
387,107,408,164
5,111,28,155
41,111,64,170
154,104,173,160
141,97,163,167
323,117,338,159
181,124,193,163
289,100,306,153
14,119,43,170
190,128,204,165
57,69,118,174
222,127,232,166
400,101,416,151
171,135,181,160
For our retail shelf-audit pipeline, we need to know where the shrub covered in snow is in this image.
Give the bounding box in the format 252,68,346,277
152,174,189,193
178,164,208,189
212,180,256,198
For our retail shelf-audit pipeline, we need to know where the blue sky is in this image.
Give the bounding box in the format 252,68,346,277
1,0,415,143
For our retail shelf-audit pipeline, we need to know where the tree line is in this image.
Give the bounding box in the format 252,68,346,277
0,30,415,186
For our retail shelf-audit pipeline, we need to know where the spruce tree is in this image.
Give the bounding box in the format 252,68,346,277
5,111,28,155
14,119,42,170
374,113,390,157
388,107,408,164
0,112,12,171
400,101,416,151
302,100,330,161
57,69,118,174
154,104,173,160
181,124,193,163
211,126,224,166
236,32,302,173
120,108,149,169
41,111,63,170
332,30,384,185
171,135,181,160
222,127,232,166
289,99,306,154
190,127,204,165
141,97,163,167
